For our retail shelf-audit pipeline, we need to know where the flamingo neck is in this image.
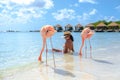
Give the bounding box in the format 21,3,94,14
40,38,46,55
80,38,85,52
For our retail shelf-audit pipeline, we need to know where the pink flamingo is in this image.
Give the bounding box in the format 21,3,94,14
38,25,56,67
79,27,94,58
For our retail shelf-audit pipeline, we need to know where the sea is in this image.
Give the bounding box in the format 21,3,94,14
0,32,120,78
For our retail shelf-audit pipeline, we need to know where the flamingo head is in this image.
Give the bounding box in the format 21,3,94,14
81,28,94,39
40,25,56,38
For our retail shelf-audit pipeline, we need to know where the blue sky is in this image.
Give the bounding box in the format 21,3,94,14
0,0,120,31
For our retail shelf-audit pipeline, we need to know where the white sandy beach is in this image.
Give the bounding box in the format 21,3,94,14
1,52,120,80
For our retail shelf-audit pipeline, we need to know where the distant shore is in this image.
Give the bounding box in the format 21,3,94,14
0,29,120,33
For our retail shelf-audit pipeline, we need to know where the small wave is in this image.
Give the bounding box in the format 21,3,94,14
98,48,107,51
93,48,108,51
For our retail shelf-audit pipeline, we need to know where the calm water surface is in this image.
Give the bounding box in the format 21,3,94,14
0,32,120,70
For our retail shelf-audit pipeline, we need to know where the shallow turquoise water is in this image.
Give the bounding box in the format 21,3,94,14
0,32,120,70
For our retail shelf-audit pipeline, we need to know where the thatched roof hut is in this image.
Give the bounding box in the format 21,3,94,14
96,22,107,32
65,24,73,32
108,22,119,29
97,22,107,27
54,24,63,32
74,24,83,32
85,23,95,30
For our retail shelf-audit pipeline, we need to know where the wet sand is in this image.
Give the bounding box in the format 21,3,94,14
1,54,120,80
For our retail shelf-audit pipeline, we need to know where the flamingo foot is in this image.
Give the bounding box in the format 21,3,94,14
38,56,42,61
90,55,92,59
79,52,82,56
46,64,49,66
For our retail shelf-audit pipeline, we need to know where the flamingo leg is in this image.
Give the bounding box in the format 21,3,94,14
38,38,46,62
46,41,48,65
50,37,56,67
89,39,92,58
79,37,85,56
85,40,87,58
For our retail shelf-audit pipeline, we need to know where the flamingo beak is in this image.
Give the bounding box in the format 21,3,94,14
54,29,57,33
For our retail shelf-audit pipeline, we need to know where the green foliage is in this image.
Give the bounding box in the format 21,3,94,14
115,21,120,24
115,21,120,28
92,20,120,28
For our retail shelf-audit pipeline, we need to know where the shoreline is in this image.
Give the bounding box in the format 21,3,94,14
1,54,120,80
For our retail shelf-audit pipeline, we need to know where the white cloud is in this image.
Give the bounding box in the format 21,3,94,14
52,8,97,22
10,0,54,9
44,0,54,9
0,0,54,26
52,8,76,21
89,9,97,15
11,0,34,5
76,9,97,25
30,0,54,9
70,3,79,7
77,9,97,20
115,5,120,11
79,0,97,4
104,16,118,21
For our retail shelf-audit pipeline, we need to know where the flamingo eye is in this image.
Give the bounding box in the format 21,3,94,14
87,30,90,33
46,30,49,32
46,30,52,33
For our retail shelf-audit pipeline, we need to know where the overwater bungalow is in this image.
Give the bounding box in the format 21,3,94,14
107,22,119,32
119,24,120,32
64,24,73,32
6,30,15,32
96,22,107,32
85,23,95,30
74,24,83,32
54,24,63,32
29,30,39,32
